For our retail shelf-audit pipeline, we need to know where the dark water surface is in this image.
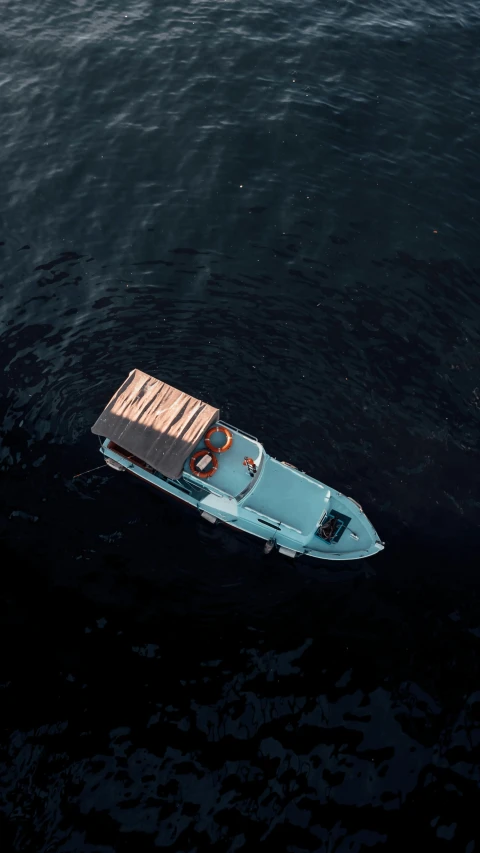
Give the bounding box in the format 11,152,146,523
1,0,480,850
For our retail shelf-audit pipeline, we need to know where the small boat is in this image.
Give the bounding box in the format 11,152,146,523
91,369,384,562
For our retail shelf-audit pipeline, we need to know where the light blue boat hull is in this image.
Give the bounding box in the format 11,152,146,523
99,420,384,562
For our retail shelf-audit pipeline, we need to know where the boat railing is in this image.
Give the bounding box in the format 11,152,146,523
167,477,192,496
205,483,230,499
183,472,230,500
280,522,302,534
274,457,325,487
218,420,258,442
244,506,281,525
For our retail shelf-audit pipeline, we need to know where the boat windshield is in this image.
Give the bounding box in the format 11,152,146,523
235,449,265,500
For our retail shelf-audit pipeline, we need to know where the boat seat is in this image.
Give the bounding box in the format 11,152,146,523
315,509,351,543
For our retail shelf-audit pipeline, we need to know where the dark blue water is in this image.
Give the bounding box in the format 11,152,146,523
1,1,480,850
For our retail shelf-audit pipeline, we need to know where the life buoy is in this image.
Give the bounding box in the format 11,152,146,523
205,425,233,453
189,450,218,479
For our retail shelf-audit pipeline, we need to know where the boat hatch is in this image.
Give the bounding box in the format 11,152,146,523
315,509,351,544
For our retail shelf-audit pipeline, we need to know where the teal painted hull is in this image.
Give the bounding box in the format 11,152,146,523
99,421,384,562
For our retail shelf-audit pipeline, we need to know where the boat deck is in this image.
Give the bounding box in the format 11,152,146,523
183,425,262,498
242,457,326,535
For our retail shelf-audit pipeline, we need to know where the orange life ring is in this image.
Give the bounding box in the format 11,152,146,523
204,425,233,453
189,449,218,479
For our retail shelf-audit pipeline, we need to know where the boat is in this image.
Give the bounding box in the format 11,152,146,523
91,369,384,561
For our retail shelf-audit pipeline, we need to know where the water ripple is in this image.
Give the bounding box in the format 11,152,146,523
1,0,480,847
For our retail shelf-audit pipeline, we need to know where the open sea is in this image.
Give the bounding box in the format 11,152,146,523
1,1,480,850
